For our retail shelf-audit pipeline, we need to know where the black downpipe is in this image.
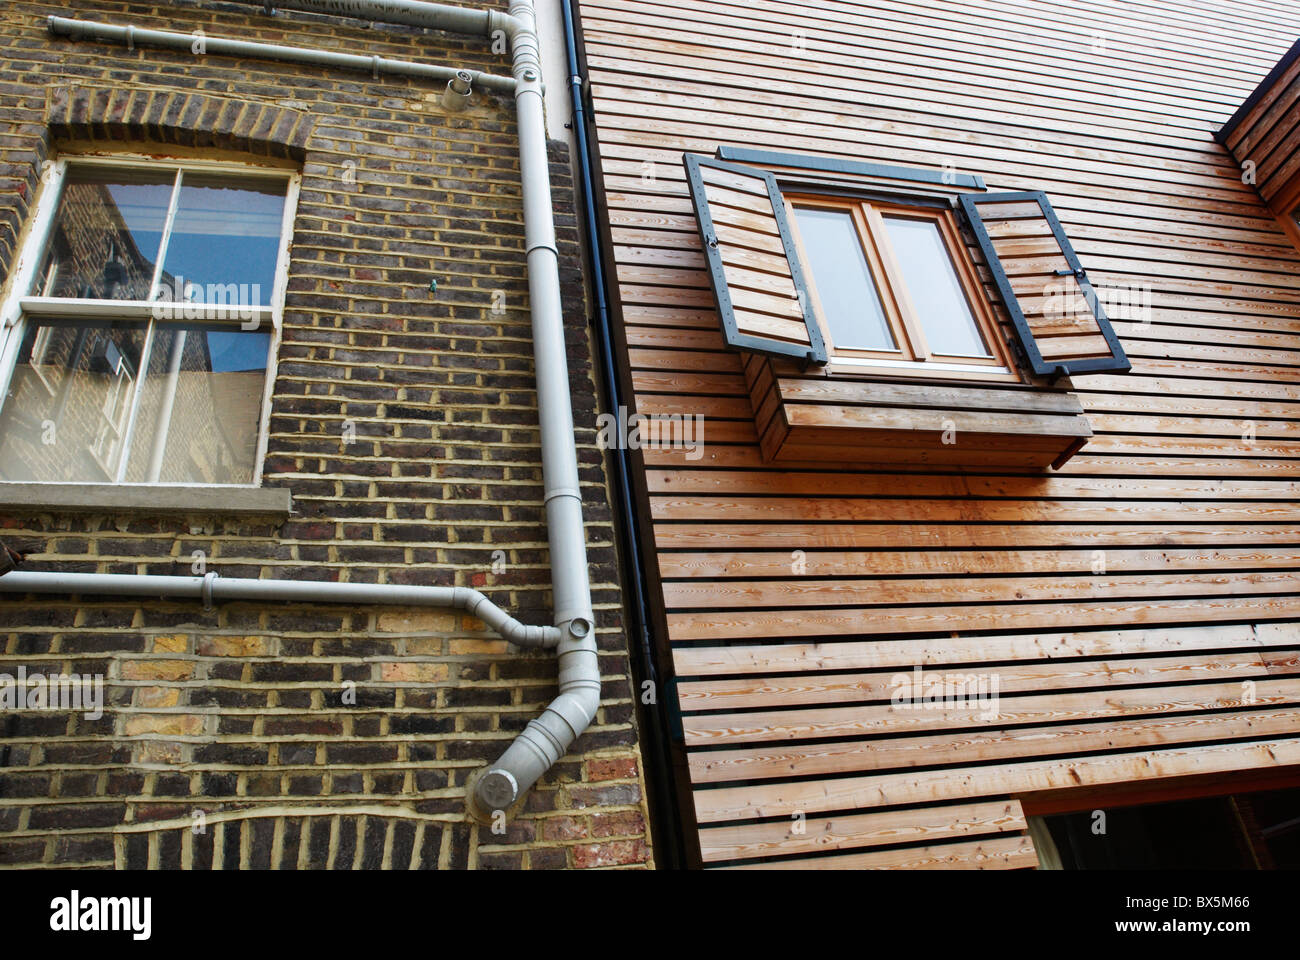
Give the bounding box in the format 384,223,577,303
559,0,685,868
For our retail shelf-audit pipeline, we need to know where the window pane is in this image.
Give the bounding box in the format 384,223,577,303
0,321,147,481
793,207,896,351
38,167,176,301
882,216,990,358
122,326,269,484
157,174,287,306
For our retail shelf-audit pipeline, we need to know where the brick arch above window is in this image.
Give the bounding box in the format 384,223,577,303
45,84,314,160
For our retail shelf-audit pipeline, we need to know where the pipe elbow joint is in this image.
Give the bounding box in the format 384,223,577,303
506,621,561,649
459,586,560,648
472,679,601,818
491,11,524,39
551,682,601,735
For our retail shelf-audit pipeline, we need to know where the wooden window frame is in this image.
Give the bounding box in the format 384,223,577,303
784,193,1020,383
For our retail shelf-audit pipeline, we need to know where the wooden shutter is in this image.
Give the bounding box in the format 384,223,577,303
960,191,1130,377
683,154,827,365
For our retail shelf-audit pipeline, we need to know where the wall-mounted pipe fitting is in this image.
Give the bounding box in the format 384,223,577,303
77,0,599,819
47,15,517,93
472,614,600,816
0,572,562,648
463,0,601,820
440,69,473,110
229,0,522,40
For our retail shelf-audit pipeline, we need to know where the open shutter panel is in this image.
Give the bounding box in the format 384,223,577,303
960,191,1131,377
683,154,827,365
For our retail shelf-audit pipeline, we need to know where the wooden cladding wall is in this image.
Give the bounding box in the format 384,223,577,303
574,0,1300,868
1219,37,1300,213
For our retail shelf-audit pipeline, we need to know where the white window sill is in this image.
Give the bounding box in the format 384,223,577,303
0,483,292,517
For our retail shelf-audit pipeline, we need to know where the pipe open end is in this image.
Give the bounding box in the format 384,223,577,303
441,69,473,111
566,616,593,641
475,768,519,814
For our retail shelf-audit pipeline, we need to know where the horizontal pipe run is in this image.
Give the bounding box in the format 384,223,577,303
47,16,517,93
0,571,560,648
46,0,593,816
228,0,519,38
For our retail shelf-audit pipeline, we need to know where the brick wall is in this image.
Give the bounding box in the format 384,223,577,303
0,0,652,869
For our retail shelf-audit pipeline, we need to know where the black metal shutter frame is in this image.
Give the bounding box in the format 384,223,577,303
683,153,828,365
960,190,1131,378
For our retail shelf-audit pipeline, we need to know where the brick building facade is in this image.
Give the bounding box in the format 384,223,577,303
0,0,653,869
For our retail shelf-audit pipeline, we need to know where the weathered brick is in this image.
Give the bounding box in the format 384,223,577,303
123,714,204,737
0,0,648,874
586,757,639,782
380,662,449,683
590,811,646,839
121,660,193,682
573,840,650,869
196,636,269,657
135,686,180,708
528,847,569,870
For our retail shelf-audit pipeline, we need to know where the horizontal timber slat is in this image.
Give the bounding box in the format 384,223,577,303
692,739,1300,823
671,623,1300,677
578,0,1300,869
718,835,1038,870
698,799,1027,863
690,707,1300,786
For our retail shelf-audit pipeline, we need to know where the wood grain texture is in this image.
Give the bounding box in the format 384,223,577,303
575,0,1300,869
1221,37,1300,207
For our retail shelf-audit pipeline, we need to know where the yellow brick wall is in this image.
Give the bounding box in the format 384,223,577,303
0,0,653,870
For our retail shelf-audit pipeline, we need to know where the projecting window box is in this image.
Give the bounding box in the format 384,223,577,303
684,147,1132,469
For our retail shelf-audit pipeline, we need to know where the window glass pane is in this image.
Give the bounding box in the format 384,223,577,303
882,216,990,358
1,163,282,486
122,326,269,484
793,207,896,352
0,321,148,481
38,167,176,301
157,174,287,306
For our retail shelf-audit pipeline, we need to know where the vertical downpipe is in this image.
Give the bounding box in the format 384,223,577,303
471,0,600,816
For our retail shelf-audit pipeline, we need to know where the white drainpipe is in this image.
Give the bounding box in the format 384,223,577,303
16,0,600,819
469,0,600,816
46,15,517,93
1,571,561,647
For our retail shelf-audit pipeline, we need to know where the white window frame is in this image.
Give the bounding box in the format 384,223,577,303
0,152,300,487
88,346,136,479
26,324,59,397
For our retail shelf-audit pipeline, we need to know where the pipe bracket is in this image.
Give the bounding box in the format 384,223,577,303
525,240,560,258
201,571,220,611
543,485,582,505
